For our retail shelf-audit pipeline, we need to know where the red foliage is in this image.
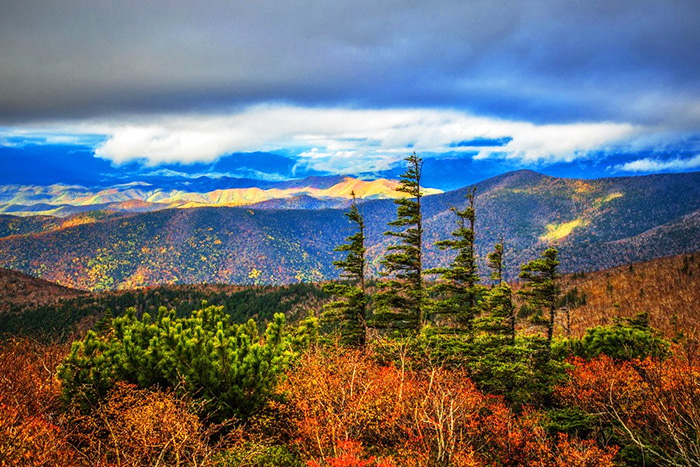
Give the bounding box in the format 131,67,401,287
279,346,618,466
556,349,700,465
279,347,411,457
553,433,618,467
307,440,397,467
556,355,645,414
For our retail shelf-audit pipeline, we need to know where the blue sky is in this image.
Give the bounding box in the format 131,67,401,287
1,0,699,190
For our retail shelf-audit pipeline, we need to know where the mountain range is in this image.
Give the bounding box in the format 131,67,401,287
0,176,442,217
0,170,698,291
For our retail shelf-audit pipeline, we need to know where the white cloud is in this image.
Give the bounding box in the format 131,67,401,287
615,154,700,172
139,167,289,182
229,168,290,182
294,148,399,174
0,128,104,148
2,105,650,173
476,122,641,163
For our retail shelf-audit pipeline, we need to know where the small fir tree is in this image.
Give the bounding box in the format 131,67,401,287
518,247,561,346
426,187,482,332
478,242,516,344
375,152,425,332
322,192,368,347
93,307,113,335
487,242,504,284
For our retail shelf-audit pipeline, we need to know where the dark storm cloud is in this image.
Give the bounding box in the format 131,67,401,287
1,0,699,127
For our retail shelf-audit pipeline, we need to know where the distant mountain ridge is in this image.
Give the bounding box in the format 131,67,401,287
0,175,442,217
0,170,697,291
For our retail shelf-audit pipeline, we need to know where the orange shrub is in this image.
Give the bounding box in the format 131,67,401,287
279,347,411,458
405,367,493,465
0,337,76,466
552,433,617,467
556,350,700,465
0,403,76,466
555,355,646,414
278,346,618,466
69,382,216,466
0,336,220,466
307,440,397,467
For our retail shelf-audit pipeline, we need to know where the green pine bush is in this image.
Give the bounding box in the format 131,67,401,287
58,304,315,419
552,313,669,361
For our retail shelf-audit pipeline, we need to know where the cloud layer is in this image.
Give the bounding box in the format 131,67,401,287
1,1,698,184
1,0,699,129
3,105,647,174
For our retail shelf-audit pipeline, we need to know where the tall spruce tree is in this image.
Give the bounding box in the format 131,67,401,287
479,242,516,344
518,247,561,346
322,192,367,347
426,187,481,332
375,152,425,332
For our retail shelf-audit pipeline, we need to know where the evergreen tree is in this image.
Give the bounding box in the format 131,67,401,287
518,247,561,346
478,242,516,344
322,192,368,347
487,242,504,284
375,152,425,332
426,187,481,332
93,307,113,335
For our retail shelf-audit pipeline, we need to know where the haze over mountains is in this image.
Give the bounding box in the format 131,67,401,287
0,170,697,291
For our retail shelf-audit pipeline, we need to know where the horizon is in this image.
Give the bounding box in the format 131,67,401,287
1,164,698,194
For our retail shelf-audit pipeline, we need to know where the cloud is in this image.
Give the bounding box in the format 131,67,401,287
229,168,290,182
2,105,653,174
138,167,289,181
1,1,699,128
473,121,641,163
0,129,105,148
91,106,647,171
614,154,700,172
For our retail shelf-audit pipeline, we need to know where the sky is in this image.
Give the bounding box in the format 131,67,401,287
1,0,699,190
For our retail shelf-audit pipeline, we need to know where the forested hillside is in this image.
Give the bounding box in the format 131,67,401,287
0,268,84,312
0,170,698,291
0,282,328,337
4,253,697,343
560,253,700,340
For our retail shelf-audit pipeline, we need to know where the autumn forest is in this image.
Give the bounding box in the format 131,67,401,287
0,154,698,467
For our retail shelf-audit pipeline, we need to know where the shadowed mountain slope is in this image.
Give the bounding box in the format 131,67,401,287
0,267,84,312
0,170,697,290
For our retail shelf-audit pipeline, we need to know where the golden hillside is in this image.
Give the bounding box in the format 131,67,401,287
558,254,700,340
